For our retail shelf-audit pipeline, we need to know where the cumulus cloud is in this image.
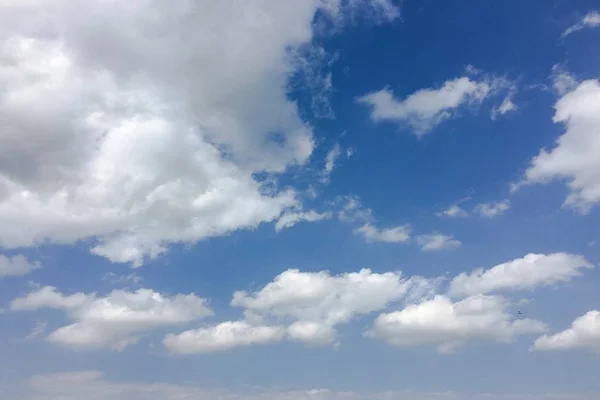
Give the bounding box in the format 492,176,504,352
367,294,547,353
534,310,600,354
11,286,212,351
354,223,411,243
516,80,600,213
0,0,399,266
287,320,338,346
357,76,493,135
230,268,435,346
163,320,285,355
562,11,600,37
0,254,39,277
449,253,593,297
474,200,510,218
416,233,461,252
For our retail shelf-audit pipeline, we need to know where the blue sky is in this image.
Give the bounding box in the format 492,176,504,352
1,1,600,399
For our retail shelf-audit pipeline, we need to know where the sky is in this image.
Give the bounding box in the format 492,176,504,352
1,0,600,399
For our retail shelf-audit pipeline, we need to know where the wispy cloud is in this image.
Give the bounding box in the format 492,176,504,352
562,11,600,37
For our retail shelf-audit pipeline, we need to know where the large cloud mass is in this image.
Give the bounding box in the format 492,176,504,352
0,0,399,266
519,80,600,213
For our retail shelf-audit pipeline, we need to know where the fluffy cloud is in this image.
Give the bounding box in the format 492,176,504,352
534,310,600,354
562,11,600,37
357,76,492,135
230,268,435,346
517,80,600,213
11,286,212,350
354,223,411,243
416,233,461,252
0,0,399,266
367,294,546,353
0,254,39,277
163,320,285,355
449,253,593,297
287,320,338,346
474,200,510,218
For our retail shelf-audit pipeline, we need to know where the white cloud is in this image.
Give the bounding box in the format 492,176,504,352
551,66,578,95
321,143,342,183
367,294,547,353
534,310,600,354
562,11,600,37
10,370,596,400
275,210,333,231
449,253,593,297
11,286,213,351
491,96,517,119
287,320,338,346
11,286,93,311
0,0,398,266
474,200,510,218
24,321,47,341
438,204,468,218
354,223,411,243
163,320,285,355
0,254,39,277
416,233,461,252
102,272,143,287
336,196,373,223
231,268,435,346
517,80,600,213
357,76,492,135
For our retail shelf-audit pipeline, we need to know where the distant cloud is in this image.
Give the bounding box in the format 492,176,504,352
357,76,492,135
336,196,373,223
357,73,516,135
354,223,411,243
534,310,600,354
438,204,468,218
562,11,600,37
275,210,333,231
24,321,47,341
11,287,213,351
491,96,518,119
474,200,510,218
164,321,286,355
102,272,143,287
366,294,546,353
551,65,578,95
417,233,462,252
449,253,593,297
0,255,40,278
20,369,598,400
